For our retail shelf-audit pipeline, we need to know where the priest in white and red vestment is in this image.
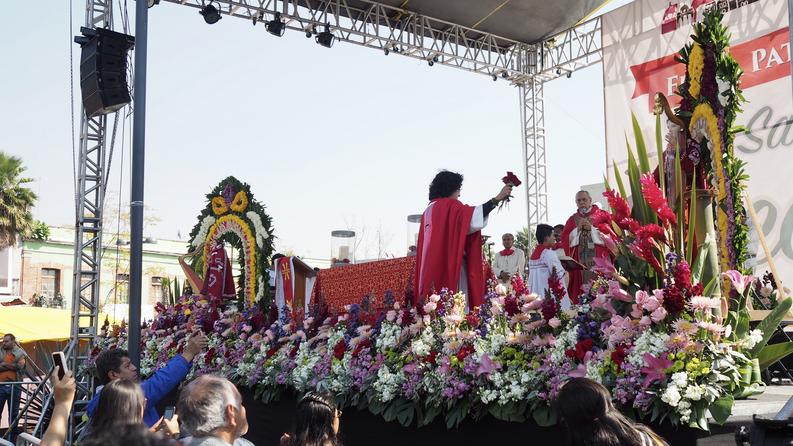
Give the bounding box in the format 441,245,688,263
560,190,610,303
201,241,237,303
492,233,526,287
528,224,569,309
414,171,512,310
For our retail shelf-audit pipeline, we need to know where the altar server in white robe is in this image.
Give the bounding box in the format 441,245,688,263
528,224,570,309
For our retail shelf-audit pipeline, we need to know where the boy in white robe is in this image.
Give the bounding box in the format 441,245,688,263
528,224,570,309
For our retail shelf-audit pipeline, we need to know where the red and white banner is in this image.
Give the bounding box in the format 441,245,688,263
602,0,793,285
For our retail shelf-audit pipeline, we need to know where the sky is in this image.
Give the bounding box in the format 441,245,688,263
0,0,631,264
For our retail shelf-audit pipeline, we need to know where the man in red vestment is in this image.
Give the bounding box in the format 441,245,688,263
560,191,610,303
413,171,512,310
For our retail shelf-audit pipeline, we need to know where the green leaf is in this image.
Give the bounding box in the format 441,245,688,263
736,308,750,339
420,404,442,427
750,298,793,357
613,160,629,200
632,112,651,174
691,243,707,285
758,342,793,370
710,394,734,425
532,406,557,427
655,113,665,194
675,146,685,251
626,149,649,224
703,275,718,298
686,173,698,264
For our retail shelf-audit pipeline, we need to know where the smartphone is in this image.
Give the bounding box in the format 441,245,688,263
51,351,68,380
163,406,175,421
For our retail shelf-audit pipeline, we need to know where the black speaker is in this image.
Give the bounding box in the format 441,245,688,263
76,27,135,117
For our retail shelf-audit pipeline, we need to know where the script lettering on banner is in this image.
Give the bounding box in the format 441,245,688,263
602,0,793,285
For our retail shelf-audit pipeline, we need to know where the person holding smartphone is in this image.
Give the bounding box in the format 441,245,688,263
87,332,209,428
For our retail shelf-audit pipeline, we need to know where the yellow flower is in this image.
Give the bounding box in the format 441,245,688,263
230,191,249,213
211,197,228,216
688,43,705,98
184,309,191,316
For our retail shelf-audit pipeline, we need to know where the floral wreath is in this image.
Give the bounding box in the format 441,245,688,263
188,177,274,307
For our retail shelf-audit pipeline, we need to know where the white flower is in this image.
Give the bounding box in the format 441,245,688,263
746,329,764,350
246,211,269,248
192,216,216,247
661,385,682,407
671,371,688,389
716,76,731,107
684,385,704,401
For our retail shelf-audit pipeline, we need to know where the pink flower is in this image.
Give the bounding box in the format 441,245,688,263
650,306,668,323
690,296,720,311
386,310,397,322
723,270,754,295
608,281,632,302
592,256,617,277
568,363,589,378
641,353,673,386
601,233,618,254
698,321,724,334
548,317,561,328
640,174,677,225
423,301,437,313
476,353,502,377
630,304,642,319
639,316,652,328
644,294,661,312
672,318,698,335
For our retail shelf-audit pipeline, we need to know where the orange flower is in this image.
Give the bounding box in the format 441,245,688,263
211,197,228,215
231,191,249,213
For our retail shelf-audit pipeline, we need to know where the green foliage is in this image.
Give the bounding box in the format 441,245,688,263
749,297,793,359
0,152,37,247
29,220,49,241
709,394,733,425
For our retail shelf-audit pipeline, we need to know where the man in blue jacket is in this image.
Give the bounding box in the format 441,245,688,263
87,333,208,427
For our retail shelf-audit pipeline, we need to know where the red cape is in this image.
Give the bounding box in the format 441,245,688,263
413,198,485,309
202,242,237,303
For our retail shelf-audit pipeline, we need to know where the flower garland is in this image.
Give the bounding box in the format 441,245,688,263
687,43,705,99
188,177,274,308
203,214,258,305
689,103,732,276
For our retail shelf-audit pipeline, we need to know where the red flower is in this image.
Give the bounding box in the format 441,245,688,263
603,189,631,222
565,349,576,359
611,345,628,368
266,346,279,359
618,217,641,233
456,344,475,362
504,296,519,317
204,347,216,365
333,340,346,360
541,295,558,321
663,286,685,315
674,260,692,290
289,344,299,358
636,224,666,243
424,350,438,366
691,283,704,297
465,312,480,328
399,309,413,326
575,339,594,361
640,174,677,226
511,274,527,297
352,339,372,358
502,171,522,187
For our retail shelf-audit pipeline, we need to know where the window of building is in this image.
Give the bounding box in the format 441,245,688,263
0,247,11,292
41,268,60,298
113,273,130,304
150,276,164,303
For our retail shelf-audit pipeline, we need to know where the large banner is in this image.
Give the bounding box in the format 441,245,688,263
602,0,793,285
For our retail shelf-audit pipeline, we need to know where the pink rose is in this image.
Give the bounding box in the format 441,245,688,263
644,295,661,312
386,310,397,322
639,316,652,328
650,306,667,323
630,304,642,319
548,317,561,328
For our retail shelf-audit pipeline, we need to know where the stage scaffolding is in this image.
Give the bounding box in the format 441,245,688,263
52,1,605,442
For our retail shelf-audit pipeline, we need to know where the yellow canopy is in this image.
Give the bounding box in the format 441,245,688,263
0,307,117,343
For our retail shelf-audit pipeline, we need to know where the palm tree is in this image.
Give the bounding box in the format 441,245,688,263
0,153,37,247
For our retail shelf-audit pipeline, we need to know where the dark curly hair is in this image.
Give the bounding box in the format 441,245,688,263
428,170,463,201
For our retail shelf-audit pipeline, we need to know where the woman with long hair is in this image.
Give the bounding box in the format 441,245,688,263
554,378,668,446
82,379,146,439
281,392,342,446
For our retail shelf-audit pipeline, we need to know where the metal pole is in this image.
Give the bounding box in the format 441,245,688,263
128,0,149,368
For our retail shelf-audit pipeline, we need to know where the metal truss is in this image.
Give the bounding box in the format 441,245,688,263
520,78,548,232
66,0,116,441
534,16,603,82
164,0,538,81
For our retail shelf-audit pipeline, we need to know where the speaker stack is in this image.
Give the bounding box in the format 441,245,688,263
75,27,135,117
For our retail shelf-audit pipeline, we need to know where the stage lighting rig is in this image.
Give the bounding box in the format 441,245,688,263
199,3,222,24
316,24,335,48
266,12,286,37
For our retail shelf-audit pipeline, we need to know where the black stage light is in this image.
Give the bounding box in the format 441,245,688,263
432,55,439,63
384,47,389,55
428,60,434,66
555,68,562,75
266,12,286,36
492,74,497,81
316,24,334,47
566,71,572,78
200,4,222,24
148,0,160,7
501,71,509,78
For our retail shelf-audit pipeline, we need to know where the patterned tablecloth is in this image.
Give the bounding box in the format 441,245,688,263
313,256,416,311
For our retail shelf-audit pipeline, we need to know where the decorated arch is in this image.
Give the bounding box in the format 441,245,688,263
188,176,274,307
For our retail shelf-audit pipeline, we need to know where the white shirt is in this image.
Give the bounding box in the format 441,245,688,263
492,249,526,282
528,248,570,309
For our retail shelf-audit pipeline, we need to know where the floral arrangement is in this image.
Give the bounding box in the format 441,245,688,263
92,262,793,431
676,9,750,277
188,177,274,307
